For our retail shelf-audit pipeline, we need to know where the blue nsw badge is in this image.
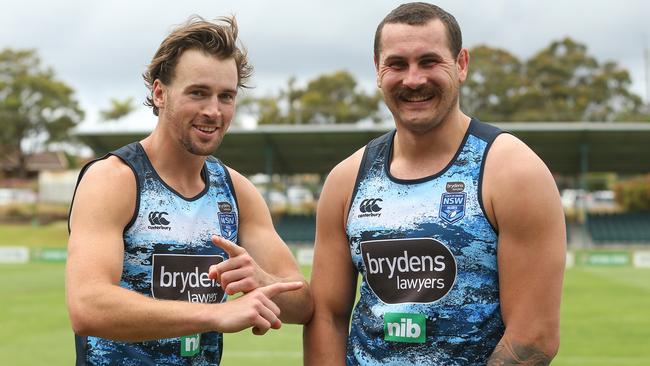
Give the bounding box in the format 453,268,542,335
439,192,466,224
218,212,237,240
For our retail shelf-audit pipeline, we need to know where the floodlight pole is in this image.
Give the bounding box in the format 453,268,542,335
645,35,650,104
264,144,274,205
579,142,590,248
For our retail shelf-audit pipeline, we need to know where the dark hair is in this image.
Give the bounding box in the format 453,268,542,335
374,2,462,59
143,15,253,116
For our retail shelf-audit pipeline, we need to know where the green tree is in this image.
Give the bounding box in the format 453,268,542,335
100,96,136,121
462,38,645,122
518,38,642,121
296,70,382,124
280,76,305,124
245,70,382,125
0,48,84,177
238,95,284,125
614,174,650,212
461,45,524,121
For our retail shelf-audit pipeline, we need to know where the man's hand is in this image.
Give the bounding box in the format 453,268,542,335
209,235,274,295
216,281,303,335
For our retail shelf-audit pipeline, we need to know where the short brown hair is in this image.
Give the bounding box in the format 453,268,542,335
374,2,462,60
143,15,253,116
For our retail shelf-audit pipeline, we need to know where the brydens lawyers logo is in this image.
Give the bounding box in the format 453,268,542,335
361,237,457,304
358,198,382,218
218,202,233,213
148,211,171,231
151,254,225,303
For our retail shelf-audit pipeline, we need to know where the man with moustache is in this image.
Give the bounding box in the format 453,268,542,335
304,3,565,365
66,16,311,365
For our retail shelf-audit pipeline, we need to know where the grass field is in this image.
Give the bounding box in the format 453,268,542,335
2,222,650,365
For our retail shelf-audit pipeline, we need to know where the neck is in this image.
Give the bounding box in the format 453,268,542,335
140,124,207,197
390,111,471,179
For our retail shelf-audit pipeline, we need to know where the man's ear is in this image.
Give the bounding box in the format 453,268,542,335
152,79,166,109
374,56,382,88
457,48,469,83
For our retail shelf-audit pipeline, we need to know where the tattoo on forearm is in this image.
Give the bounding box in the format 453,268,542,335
487,338,551,366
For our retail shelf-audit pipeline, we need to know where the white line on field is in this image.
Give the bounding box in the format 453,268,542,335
225,351,302,358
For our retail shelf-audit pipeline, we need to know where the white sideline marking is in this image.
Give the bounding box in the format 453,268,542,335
296,248,314,266
0,246,29,263
226,350,302,358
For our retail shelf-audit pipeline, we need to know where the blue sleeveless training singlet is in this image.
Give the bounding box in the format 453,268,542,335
345,119,505,365
71,142,238,366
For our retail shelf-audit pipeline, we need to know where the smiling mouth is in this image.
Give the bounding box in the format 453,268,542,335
194,125,219,133
395,86,438,104
400,95,434,102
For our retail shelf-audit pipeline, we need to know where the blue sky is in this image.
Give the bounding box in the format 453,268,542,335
1,0,648,127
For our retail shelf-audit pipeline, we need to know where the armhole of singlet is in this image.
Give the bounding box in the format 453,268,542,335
67,151,140,235
345,131,394,232
346,147,371,225
74,334,89,366
114,154,141,234
475,121,509,235
220,161,241,245
68,156,105,233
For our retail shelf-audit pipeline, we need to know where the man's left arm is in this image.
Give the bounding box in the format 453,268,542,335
209,168,312,324
484,134,566,365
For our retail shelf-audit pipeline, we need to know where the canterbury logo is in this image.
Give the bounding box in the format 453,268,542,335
360,198,383,213
148,212,170,226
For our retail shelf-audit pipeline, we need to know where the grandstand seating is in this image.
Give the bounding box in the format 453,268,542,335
587,212,650,243
274,212,650,245
273,214,316,244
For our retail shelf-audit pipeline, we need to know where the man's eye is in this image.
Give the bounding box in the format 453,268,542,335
220,94,235,102
421,59,438,67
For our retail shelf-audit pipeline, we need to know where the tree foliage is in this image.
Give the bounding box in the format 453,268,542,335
241,70,383,125
0,48,84,177
242,38,645,125
462,38,645,122
100,96,136,121
461,45,524,122
614,174,650,212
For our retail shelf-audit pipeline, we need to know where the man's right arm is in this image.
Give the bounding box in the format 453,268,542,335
303,152,362,365
66,157,298,341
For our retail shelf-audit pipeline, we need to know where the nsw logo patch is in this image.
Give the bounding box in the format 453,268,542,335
439,192,466,224
218,212,237,240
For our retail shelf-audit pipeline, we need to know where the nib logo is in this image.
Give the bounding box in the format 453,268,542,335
148,212,171,230
180,333,201,357
384,312,426,343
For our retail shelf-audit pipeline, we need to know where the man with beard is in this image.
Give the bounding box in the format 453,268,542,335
304,3,565,365
66,16,312,365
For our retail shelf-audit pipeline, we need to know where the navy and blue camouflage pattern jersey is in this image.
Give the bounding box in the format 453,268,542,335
70,142,239,366
345,119,506,365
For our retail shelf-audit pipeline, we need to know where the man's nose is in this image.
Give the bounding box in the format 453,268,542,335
402,66,427,89
202,97,222,120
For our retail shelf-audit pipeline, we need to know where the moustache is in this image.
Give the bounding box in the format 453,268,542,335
393,83,442,100
194,117,223,127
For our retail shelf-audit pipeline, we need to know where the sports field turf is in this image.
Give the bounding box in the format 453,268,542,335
1,223,649,365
